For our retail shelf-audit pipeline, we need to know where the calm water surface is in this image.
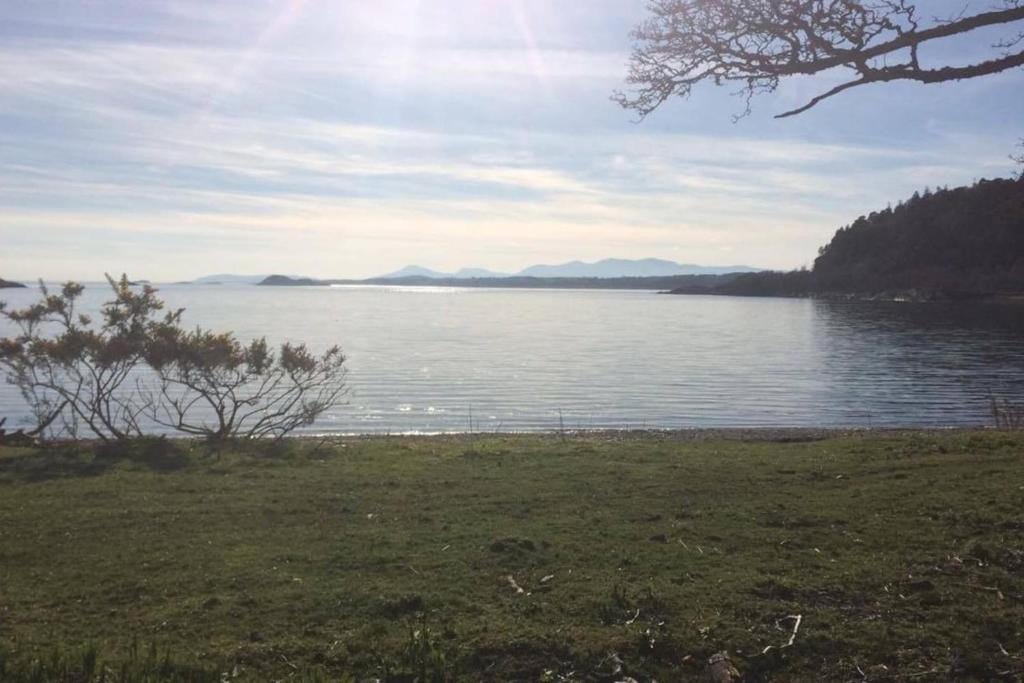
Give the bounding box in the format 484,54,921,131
1,284,1022,433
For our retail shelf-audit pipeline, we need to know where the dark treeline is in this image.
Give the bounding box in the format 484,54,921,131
0,278,26,289
672,177,1024,299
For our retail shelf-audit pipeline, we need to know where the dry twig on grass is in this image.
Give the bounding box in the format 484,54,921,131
761,614,802,654
505,575,524,595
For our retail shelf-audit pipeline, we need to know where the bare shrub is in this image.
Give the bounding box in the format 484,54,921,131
144,326,348,441
0,276,173,440
1,275,348,442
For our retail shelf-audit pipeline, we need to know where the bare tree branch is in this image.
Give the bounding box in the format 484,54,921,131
615,0,1024,119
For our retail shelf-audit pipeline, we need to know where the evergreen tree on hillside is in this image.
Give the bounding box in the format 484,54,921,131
813,177,1024,295
680,177,1024,298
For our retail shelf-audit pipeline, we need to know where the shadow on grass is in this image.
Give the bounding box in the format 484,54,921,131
0,642,223,683
0,437,192,484
0,628,456,683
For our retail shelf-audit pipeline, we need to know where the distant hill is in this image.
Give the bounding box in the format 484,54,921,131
375,258,759,280
453,267,511,278
517,258,758,278
670,177,1024,300
376,265,452,279
376,265,511,279
260,275,321,287
375,265,513,279
0,278,26,289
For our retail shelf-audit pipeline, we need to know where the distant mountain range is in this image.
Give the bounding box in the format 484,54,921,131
258,272,746,291
194,259,760,286
377,266,512,279
377,258,759,280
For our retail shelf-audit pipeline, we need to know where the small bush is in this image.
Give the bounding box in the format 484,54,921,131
0,276,348,442
0,277,171,441
145,328,347,441
378,623,453,683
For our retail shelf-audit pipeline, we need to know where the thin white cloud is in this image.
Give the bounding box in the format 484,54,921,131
1,0,1020,281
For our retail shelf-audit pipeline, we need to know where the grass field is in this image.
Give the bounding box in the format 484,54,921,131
1,430,1022,681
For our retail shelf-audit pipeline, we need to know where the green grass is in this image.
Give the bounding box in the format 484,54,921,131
0,431,1022,681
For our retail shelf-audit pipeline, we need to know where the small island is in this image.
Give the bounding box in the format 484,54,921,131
0,277,26,289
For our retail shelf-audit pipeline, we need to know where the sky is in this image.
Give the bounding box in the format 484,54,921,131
1,0,1022,282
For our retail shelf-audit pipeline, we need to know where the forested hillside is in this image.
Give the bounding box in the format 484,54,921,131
672,177,1024,299
814,177,1024,294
